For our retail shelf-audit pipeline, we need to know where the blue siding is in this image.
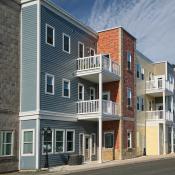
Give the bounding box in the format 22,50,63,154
40,119,97,168
21,5,37,112
40,5,98,113
20,120,37,169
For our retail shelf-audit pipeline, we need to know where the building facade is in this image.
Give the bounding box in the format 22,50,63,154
136,51,175,156
0,0,20,173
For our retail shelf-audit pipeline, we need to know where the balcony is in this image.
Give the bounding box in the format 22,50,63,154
146,76,173,96
76,100,120,120
146,110,173,121
76,54,120,83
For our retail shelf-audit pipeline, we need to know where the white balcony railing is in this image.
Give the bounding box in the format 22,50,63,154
77,99,119,116
146,77,174,93
146,110,173,121
76,54,120,76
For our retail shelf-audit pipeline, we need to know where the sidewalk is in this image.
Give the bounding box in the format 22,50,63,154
48,153,175,175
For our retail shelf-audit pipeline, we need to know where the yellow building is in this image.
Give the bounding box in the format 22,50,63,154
136,50,175,156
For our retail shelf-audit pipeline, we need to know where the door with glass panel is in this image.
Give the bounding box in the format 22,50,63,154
102,92,110,114
85,135,90,162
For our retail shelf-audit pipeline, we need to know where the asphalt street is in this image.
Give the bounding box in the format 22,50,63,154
67,158,175,175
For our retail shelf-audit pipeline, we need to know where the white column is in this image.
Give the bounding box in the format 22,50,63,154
163,91,166,154
98,71,103,163
171,126,174,153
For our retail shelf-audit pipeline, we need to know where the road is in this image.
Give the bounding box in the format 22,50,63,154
68,158,175,175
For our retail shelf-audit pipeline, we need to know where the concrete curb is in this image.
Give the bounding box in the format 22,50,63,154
48,154,175,175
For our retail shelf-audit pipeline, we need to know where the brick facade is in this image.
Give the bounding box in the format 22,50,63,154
0,0,20,172
97,28,136,160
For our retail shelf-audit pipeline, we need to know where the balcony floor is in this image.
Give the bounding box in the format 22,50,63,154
76,69,120,83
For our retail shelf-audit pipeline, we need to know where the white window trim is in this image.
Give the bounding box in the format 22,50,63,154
90,48,95,56
79,133,84,155
45,24,55,47
42,129,54,155
90,87,95,100
0,131,14,157
78,83,84,100
21,129,35,156
127,88,132,107
78,41,84,58
127,130,132,149
55,129,65,154
62,33,71,54
66,129,75,153
45,73,55,95
62,78,70,98
104,131,114,149
91,133,96,155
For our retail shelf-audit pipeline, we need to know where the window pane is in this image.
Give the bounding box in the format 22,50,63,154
67,142,73,151
79,44,83,58
56,142,63,152
64,81,69,97
23,143,33,154
64,35,69,52
105,133,114,148
47,76,53,85
67,131,73,141
5,133,12,143
47,85,53,93
2,144,11,155
24,131,33,142
47,26,53,45
56,131,63,141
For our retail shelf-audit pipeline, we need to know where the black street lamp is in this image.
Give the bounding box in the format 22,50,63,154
41,127,52,168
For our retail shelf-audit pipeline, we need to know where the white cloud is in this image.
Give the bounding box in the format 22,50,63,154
88,0,175,64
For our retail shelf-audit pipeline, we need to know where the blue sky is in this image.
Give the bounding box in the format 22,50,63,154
51,0,175,64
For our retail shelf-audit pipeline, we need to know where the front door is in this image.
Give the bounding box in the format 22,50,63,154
85,135,90,162
103,92,110,114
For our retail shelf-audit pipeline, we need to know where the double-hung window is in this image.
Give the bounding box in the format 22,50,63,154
42,130,53,154
46,24,55,46
55,130,65,153
45,73,54,95
78,83,84,100
90,87,95,100
104,132,114,149
127,88,132,107
63,33,70,53
78,42,84,58
127,52,132,70
127,131,132,149
22,130,34,155
66,130,75,152
136,64,141,78
62,79,70,98
0,131,13,156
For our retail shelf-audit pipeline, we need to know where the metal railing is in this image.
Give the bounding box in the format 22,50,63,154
77,99,119,116
76,54,120,76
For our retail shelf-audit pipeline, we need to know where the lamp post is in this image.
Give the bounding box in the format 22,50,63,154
41,127,52,168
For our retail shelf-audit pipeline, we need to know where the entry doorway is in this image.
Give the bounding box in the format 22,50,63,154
85,135,91,162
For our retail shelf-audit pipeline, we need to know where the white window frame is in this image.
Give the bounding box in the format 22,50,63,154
90,48,95,56
21,129,35,156
104,131,114,149
42,129,54,155
62,33,71,54
78,83,84,100
62,78,70,98
78,41,84,58
127,130,132,149
127,88,132,107
45,73,55,95
90,87,95,100
66,130,75,153
55,129,65,154
0,131,14,157
45,24,55,47
127,51,132,70
91,133,96,155
79,133,84,155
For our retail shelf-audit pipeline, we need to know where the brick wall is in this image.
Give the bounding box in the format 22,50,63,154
0,0,20,172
